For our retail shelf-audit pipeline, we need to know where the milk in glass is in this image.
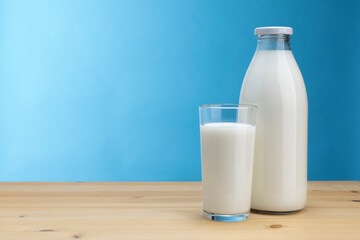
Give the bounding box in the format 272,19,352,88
201,122,256,214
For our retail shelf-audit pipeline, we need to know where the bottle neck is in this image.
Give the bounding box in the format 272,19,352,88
256,34,291,50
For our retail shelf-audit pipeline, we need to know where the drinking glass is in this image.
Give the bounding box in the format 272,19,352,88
199,104,257,222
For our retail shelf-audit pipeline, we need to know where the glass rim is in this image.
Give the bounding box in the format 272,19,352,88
199,103,257,110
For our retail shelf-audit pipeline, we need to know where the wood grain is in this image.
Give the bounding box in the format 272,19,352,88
0,181,359,240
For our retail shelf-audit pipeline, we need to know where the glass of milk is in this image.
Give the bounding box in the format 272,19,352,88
199,104,256,222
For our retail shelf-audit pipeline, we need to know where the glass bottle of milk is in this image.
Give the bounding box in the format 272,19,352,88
240,27,308,214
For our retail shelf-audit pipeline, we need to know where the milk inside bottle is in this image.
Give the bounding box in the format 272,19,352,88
240,27,308,213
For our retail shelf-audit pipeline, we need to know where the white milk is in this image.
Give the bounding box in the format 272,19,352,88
200,122,256,214
240,50,308,212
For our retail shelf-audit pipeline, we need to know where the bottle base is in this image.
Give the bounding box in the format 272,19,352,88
203,211,249,222
251,208,302,215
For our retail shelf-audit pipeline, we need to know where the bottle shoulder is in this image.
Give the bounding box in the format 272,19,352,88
243,51,304,87
240,50,307,105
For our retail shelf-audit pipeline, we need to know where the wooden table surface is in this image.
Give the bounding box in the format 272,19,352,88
0,181,359,240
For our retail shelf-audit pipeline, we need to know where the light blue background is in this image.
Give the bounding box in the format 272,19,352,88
0,0,359,181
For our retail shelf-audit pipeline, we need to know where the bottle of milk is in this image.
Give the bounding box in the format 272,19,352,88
240,27,308,213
